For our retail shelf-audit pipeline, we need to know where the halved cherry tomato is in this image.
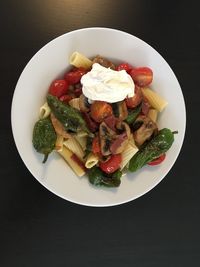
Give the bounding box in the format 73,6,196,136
148,154,166,166
91,101,113,123
64,68,86,84
49,79,69,98
116,63,133,73
99,154,122,174
130,67,153,87
59,94,72,104
92,136,101,154
125,86,143,108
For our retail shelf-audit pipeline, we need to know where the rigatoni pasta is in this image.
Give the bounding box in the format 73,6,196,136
147,108,158,122
74,135,87,150
63,137,85,161
120,142,139,170
58,146,85,177
141,87,168,112
85,153,99,169
69,51,93,69
39,102,51,119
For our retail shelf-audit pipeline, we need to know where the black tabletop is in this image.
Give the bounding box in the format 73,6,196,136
1,0,200,266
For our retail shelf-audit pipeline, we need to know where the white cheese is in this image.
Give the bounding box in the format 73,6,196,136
81,63,135,103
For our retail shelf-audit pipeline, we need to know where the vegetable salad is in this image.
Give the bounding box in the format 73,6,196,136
32,53,176,188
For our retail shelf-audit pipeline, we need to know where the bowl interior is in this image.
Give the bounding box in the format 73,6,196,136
11,28,186,206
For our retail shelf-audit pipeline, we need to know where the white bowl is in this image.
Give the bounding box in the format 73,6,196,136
11,27,186,207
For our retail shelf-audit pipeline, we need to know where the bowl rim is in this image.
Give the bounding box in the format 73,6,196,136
11,27,186,207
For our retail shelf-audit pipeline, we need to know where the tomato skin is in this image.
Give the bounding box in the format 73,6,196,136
99,154,122,174
125,86,143,108
92,136,101,154
130,67,153,87
59,94,72,104
49,79,69,98
64,68,86,84
91,101,113,123
148,154,166,166
116,63,133,73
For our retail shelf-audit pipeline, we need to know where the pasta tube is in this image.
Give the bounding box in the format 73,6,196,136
63,137,85,161
74,135,87,150
69,52,93,69
147,109,158,122
141,88,168,112
120,142,138,170
58,146,86,177
69,98,80,110
39,102,51,119
85,153,99,169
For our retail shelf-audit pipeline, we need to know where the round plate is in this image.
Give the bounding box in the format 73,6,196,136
11,28,186,207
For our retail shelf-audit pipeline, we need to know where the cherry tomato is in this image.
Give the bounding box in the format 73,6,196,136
64,68,86,85
49,79,69,98
99,154,122,174
92,136,101,154
130,67,153,87
91,101,113,123
148,154,166,166
125,86,143,108
59,94,72,104
116,63,133,73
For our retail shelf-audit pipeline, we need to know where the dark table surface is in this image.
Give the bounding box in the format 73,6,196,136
1,0,199,266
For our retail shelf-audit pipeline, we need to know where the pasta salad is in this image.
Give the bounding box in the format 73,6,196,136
32,52,176,187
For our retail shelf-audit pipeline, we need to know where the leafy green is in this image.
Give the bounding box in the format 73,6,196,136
32,117,56,163
128,128,175,172
47,94,90,134
88,166,122,187
125,104,141,124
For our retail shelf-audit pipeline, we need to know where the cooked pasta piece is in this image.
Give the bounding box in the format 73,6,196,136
129,134,137,147
76,131,88,137
85,153,99,169
74,135,87,150
58,146,85,177
69,52,93,69
55,135,64,152
147,108,158,122
69,98,80,110
63,137,85,160
141,88,168,112
120,142,138,170
39,102,51,119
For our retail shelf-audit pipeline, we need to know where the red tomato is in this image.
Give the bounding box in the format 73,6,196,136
116,63,133,73
91,101,113,123
92,136,101,154
148,154,166,166
125,86,143,108
130,67,153,87
99,154,122,174
65,68,86,84
49,79,69,98
59,94,72,104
